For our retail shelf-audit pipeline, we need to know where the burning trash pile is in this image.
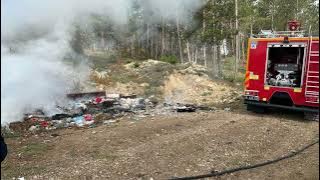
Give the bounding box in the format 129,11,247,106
7,92,215,133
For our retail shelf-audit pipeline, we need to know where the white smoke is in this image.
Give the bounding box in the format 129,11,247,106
1,25,78,125
1,0,204,125
145,0,205,23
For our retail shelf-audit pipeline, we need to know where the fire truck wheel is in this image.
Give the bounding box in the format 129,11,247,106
304,112,319,121
247,104,266,114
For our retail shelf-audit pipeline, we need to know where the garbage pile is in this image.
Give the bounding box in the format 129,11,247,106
8,92,214,133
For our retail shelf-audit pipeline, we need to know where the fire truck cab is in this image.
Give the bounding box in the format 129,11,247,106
244,21,319,120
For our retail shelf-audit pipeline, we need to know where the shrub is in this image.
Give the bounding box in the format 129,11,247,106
160,55,178,64
133,62,140,68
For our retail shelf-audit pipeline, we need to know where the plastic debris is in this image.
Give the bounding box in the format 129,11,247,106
73,116,85,127
29,125,39,132
106,94,120,99
74,102,87,110
16,93,213,132
84,114,93,121
40,121,49,128
95,97,103,104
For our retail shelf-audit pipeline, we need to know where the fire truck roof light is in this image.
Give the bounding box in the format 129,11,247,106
283,36,289,43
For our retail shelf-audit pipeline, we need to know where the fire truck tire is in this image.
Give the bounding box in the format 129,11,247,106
247,104,266,113
304,112,319,121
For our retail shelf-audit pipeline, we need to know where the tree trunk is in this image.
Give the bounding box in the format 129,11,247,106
217,43,222,77
166,31,170,55
92,43,96,52
250,16,253,36
161,17,165,56
190,44,194,62
203,45,207,67
176,15,184,63
131,34,135,58
241,35,245,67
202,10,207,67
150,32,154,58
100,31,105,51
155,36,159,59
222,39,227,58
187,41,192,62
212,45,217,77
195,47,199,64
229,21,235,56
234,0,240,80
170,33,174,55
147,23,150,54
271,0,274,30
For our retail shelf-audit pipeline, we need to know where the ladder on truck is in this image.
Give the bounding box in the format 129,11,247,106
305,36,319,104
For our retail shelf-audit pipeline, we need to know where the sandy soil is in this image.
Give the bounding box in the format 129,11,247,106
163,72,241,105
92,60,242,106
1,109,319,180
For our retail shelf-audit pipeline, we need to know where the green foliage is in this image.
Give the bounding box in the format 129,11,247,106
252,0,319,32
199,0,235,45
222,56,245,84
133,62,140,68
78,0,318,77
160,55,178,64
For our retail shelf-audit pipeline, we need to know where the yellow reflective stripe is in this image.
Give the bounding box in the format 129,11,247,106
294,88,302,93
249,74,259,80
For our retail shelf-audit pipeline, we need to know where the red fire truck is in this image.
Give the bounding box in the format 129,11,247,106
244,21,319,120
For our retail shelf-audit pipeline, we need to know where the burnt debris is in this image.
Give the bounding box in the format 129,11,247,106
8,91,215,133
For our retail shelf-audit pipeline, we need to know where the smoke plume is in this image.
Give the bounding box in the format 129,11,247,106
1,0,204,125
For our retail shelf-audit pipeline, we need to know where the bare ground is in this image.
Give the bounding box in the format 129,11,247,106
1,110,319,180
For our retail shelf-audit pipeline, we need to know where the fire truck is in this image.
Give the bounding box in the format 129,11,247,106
244,20,319,120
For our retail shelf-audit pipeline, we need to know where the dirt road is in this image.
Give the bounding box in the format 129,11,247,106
1,110,319,180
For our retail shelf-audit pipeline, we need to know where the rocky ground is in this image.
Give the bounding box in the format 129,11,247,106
91,59,243,105
1,108,319,180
